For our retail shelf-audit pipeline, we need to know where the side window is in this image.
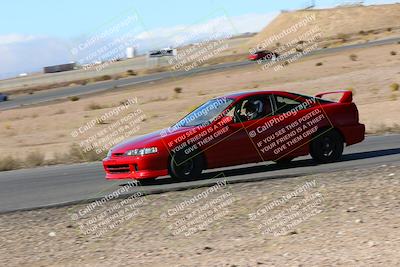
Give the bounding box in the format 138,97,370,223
273,95,302,114
233,96,273,123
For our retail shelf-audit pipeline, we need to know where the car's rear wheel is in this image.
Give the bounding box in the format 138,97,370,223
169,151,204,181
310,129,344,163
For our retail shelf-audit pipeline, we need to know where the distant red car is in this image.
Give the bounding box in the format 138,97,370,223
103,90,365,182
248,50,279,61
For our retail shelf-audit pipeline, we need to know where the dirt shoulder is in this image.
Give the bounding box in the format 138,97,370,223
0,163,399,266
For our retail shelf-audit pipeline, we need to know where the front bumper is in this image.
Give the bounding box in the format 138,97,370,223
103,154,168,180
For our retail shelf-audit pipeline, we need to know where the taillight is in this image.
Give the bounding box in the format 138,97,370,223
348,103,359,123
353,103,359,123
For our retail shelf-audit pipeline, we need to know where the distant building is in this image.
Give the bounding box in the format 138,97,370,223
43,63,76,73
126,47,136,58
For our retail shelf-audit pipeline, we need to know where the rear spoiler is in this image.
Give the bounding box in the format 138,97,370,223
315,90,353,103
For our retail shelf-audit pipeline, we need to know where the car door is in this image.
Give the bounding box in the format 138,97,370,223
240,94,279,162
205,95,274,167
264,93,316,161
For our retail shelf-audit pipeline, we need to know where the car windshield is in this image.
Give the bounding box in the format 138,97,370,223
173,97,234,128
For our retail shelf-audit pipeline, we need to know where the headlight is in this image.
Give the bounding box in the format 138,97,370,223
107,150,113,157
124,147,158,156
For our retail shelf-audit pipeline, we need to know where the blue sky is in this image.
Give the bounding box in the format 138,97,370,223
0,0,315,38
0,0,397,78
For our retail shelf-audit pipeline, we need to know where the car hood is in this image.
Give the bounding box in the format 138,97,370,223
110,127,192,153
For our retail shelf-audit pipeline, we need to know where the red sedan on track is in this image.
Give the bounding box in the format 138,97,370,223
103,90,365,181
248,50,279,61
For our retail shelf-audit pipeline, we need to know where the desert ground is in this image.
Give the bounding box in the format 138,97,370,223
0,163,398,266
0,41,399,167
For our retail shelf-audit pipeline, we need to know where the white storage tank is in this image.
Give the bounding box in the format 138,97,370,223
126,47,136,59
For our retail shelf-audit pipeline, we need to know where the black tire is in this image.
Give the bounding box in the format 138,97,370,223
169,151,204,181
274,157,294,166
310,129,344,163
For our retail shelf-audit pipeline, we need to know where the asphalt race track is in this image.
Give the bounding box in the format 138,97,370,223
1,37,400,111
0,134,399,213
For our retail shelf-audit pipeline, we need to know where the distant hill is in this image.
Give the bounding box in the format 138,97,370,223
246,3,400,50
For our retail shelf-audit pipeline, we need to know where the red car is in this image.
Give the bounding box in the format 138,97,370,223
248,50,279,61
103,90,365,182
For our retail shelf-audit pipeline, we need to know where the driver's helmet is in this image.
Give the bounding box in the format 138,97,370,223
244,99,263,120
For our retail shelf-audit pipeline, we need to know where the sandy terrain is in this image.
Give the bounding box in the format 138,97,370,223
0,41,399,164
246,3,400,52
0,163,398,266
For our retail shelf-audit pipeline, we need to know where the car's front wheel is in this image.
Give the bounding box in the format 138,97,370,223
169,151,204,181
310,129,344,163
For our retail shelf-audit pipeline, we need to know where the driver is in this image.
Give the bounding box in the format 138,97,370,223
243,100,263,120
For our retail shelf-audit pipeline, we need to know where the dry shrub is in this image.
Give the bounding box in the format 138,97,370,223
148,96,168,103
0,156,21,171
126,69,137,76
349,54,358,61
99,75,112,81
86,102,106,110
54,109,65,115
69,144,107,162
390,83,399,92
390,94,397,101
174,87,183,94
369,123,400,134
143,66,170,74
25,151,45,167
337,33,350,41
